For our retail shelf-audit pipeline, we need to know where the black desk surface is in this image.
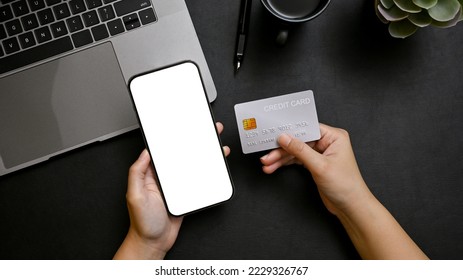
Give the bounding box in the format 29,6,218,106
1,0,463,260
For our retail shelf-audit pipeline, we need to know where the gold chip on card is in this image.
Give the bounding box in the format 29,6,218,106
242,118,257,130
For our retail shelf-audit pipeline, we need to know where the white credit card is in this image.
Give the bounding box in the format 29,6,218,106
234,90,320,154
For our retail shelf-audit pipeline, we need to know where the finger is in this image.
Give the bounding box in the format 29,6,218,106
260,148,288,165
143,162,159,192
216,122,224,134
312,123,347,154
127,149,151,196
278,133,325,172
262,161,282,174
261,150,297,167
261,147,302,174
308,123,330,153
262,156,299,174
223,146,231,157
215,122,230,156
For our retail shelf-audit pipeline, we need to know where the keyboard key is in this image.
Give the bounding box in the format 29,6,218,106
71,29,93,47
98,5,115,22
5,19,23,36
66,15,83,32
18,31,36,48
103,0,116,3
12,0,30,17
2,37,20,54
85,0,102,9
53,3,70,20
27,0,46,12
21,13,39,31
0,45,4,57
123,13,140,30
114,0,151,17
69,0,86,14
91,23,108,41
0,36,73,75
1,0,16,5
50,20,68,37
82,10,99,27
34,25,52,43
107,18,124,36
0,5,14,22
0,24,6,39
139,7,156,25
45,0,61,6
37,8,54,25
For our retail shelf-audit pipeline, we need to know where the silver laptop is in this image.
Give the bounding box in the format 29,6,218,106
0,0,217,176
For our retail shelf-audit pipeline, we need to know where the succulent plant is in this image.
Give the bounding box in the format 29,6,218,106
375,0,463,38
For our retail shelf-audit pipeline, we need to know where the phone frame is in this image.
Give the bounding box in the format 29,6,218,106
128,61,234,216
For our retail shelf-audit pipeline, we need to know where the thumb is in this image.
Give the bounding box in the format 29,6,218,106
128,149,151,194
277,133,325,172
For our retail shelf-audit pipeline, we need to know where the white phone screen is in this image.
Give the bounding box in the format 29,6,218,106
129,62,233,216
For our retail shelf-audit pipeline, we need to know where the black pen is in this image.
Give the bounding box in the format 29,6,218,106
234,0,252,72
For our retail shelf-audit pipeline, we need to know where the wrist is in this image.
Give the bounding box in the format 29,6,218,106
333,182,377,220
114,228,167,260
333,187,385,245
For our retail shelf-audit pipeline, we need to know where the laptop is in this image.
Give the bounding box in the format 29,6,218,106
0,0,217,176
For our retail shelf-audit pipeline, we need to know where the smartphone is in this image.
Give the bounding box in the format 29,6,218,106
129,62,234,216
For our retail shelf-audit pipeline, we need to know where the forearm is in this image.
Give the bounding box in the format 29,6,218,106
336,191,428,260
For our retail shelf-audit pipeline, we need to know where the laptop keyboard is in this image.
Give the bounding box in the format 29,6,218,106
0,0,156,75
